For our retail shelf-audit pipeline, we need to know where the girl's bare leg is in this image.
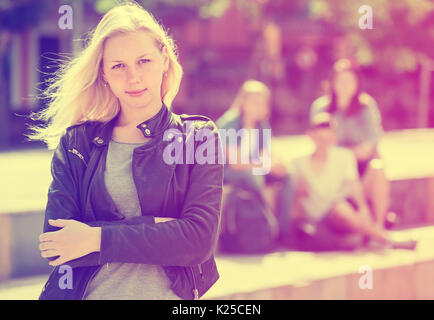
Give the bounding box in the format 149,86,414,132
326,200,389,244
362,160,390,227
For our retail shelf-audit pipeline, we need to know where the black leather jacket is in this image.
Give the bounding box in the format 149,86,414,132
39,104,224,300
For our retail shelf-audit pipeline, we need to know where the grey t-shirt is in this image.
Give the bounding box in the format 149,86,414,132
84,139,181,300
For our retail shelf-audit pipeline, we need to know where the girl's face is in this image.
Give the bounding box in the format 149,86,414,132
332,70,358,110
309,126,337,150
102,29,169,111
242,92,270,125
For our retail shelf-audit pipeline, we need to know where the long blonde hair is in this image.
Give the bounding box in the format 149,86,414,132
26,1,183,150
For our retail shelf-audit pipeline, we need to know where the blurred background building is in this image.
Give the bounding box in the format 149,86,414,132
1,0,434,150
1,0,434,299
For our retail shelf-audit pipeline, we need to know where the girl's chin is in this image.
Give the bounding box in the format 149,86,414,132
119,98,160,111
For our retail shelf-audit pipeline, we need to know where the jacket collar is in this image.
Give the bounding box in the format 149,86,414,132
91,102,172,147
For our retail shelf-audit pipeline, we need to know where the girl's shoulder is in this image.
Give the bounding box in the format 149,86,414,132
65,119,101,133
358,92,378,110
178,113,213,123
63,119,104,149
311,95,331,109
215,108,241,130
174,112,219,133
357,92,381,119
310,95,332,119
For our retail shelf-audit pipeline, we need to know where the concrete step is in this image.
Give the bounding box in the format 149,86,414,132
202,226,434,299
1,226,433,300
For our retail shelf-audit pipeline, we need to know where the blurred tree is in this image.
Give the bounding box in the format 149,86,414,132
88,0,232,22
0,0,48,149
309,0,434,127
308,0,434,69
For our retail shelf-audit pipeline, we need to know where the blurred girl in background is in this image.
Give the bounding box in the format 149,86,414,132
310,58,392,229
217,80,292,245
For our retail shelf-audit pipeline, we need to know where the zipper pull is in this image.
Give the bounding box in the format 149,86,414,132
70,148,83,159
68,148,88,166
198,264,204,279
193,288,199,300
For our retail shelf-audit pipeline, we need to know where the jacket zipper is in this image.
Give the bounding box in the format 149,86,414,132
189,266,199,300
80,265,102,300
41,266,58,295
68,148,88,167
198,263,203,279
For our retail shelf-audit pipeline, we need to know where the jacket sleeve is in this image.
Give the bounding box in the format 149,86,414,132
43,133,82,233
43,132,98,268
65,216,155,268
43,132,155,268
98,120,224,267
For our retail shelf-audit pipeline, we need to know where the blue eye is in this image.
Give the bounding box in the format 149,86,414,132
112,64,123,70
139,59,150,64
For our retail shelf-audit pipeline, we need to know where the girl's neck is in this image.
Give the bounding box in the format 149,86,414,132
117,101,162,127
312,146,329,161
336,94,353,111
242,117,258,130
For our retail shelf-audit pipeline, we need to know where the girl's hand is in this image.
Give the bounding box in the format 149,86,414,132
351,142,375,161
39,219,101,267
295,179,310,197
358,206,374,225
270,163,288,178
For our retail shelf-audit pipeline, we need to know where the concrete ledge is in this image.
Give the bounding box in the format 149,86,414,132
0,215,11,281
202,226,434,299
0,212,51,280
389,177,434,226
1,226,434,299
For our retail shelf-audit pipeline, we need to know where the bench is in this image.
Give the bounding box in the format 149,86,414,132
202,226,434,299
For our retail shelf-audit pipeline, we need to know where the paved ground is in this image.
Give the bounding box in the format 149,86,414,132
0,275,47,300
